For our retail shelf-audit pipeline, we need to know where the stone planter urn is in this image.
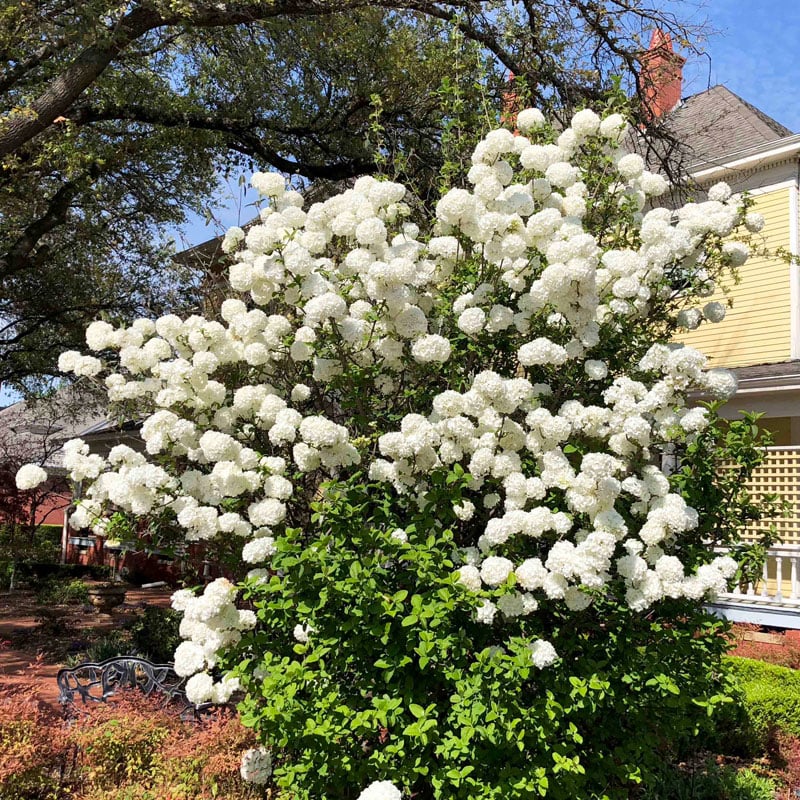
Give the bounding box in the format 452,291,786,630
87,582,127,614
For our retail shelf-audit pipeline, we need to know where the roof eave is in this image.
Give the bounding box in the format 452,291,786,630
688,133,800,181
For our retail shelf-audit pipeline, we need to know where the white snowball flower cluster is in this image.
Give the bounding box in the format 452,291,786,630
240,746,273,784
47,106,752,693
357,781,402,800
530,639,559,669
15,463,48,490
171,578,252,702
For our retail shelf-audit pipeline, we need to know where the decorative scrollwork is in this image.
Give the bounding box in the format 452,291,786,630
56,656,216,721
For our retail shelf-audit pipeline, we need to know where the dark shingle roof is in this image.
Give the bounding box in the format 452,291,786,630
662,84,794,167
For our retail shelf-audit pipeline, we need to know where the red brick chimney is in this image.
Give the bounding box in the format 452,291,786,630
639,29,686,119
501,71,520,131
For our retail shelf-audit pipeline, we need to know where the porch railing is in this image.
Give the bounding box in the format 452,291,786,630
710,543,800,627
706,447,800,625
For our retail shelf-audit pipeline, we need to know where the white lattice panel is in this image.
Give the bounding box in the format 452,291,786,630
733,448,800,545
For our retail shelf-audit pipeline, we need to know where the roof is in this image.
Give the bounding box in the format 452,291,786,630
661,84,794,168
733,360,800,389
0,387,108,470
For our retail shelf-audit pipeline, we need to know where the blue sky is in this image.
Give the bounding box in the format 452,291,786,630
677,0,800,133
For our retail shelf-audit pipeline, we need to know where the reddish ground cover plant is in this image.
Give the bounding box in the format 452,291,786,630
0,688,263,800
0,685,74,799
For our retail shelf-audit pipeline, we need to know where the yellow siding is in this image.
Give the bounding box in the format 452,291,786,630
676,188,792,367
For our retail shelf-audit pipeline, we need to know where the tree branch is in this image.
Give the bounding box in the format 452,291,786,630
0,164,100,279
0,0,481,157
0,35,73,94
0,5,163,157
71,103,377,179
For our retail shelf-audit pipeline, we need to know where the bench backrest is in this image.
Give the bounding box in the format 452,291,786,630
57,656,205,720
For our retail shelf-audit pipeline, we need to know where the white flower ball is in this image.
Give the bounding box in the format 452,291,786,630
708,182,731,202
15,464,47,490
676,308,702,331
570,108,601,138
184,671,214,704
252,171,286,197
529,639,558,668
516,108,546,134
293,623,312,643
476,599,497,625
457,565,482,592
411,335,451,364
703,301,726,323
599,113,627,141
242,536,277,564
173,641,206,677
240,747,273,785
616,153,645,180
704,368,738,400
584,360,608,380
745,212,765,233
480,556,514,586
357,780,402,800
457,307,486,336
722,241,749,267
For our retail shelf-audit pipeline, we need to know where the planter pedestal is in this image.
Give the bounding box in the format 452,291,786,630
87,584,127,614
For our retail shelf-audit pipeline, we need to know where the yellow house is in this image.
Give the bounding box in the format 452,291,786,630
643,44,800,622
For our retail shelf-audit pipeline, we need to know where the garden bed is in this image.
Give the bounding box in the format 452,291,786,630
0,583,176,709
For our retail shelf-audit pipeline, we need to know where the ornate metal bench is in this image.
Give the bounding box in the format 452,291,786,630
56,656,213,720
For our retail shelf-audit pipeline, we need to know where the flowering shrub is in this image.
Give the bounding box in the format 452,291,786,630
21,106,775,798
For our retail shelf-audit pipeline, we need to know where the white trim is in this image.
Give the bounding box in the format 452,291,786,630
690,136,800,181
792,167,800,358
737,373,800,386
741,179,797,196
736,384,800,394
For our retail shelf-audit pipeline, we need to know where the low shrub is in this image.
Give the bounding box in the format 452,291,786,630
64,630,136,667
70,694,177,789
127,607,182,664
71,693,264,799
639,760,776,800
725,656,800,744
0,687,73,800
0,524,63,590
34,577,90,606
1,688,265,799
16,562,113,585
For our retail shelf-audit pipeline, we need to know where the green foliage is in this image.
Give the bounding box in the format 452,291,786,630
34,577,90,606
670,408,783,587
639,761,776,800
436,19,494,197
229,470,739,800
127,607,183,664
65,630,136,667
0,523,62,589
724,657,800,745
